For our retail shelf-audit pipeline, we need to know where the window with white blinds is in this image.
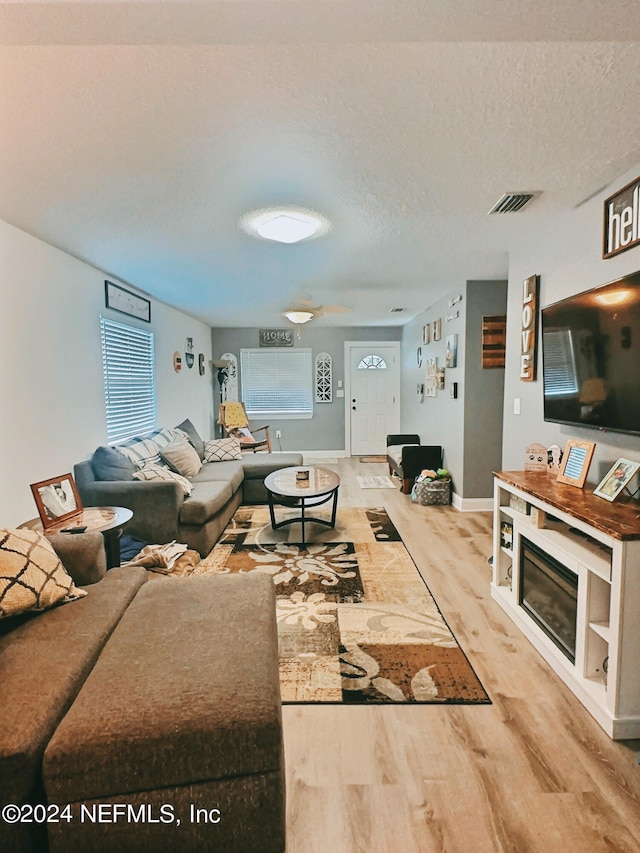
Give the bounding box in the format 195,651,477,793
100,317,157,443
240,348,313,418
543,328,579,397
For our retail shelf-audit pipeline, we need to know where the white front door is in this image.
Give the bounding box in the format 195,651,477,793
346,342,400,455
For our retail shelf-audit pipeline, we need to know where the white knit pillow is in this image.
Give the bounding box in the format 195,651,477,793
204,438,242,462
132,463,193,496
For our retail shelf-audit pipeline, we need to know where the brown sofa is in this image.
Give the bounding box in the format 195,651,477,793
0,533,285,853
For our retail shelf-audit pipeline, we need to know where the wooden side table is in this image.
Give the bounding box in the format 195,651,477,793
20,506,133,569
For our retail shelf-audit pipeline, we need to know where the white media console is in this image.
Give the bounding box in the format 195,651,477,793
491,470,640,740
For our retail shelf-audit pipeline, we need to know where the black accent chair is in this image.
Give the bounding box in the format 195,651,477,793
386,435,444,495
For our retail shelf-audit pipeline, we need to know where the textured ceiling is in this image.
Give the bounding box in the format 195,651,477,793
1,1,640,327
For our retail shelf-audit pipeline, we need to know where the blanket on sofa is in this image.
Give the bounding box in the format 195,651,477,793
125,542,200,574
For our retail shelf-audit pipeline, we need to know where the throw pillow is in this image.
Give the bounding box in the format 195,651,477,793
132,463,193,496
175,418,206,460
0,528,87,619
92,446,137,481
160,438,202,479
204,437,242,462
116,434,164,468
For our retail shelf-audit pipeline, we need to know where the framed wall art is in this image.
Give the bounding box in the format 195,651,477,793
481,314,506,368
425,357,438,397
433,318,442,341
422,324,431,344
556,439,596,488
105,281,151,323
445,333,458,367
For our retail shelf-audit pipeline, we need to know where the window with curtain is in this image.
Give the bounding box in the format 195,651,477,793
240,348,313,418
100,316,157,443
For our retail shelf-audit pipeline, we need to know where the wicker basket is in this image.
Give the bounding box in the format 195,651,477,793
412,478,452,506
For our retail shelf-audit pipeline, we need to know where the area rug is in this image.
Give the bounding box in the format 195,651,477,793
357,475,397,489
359,455,387,463
194,506,490,705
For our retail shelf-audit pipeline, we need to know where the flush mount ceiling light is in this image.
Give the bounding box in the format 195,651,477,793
240,207,330,244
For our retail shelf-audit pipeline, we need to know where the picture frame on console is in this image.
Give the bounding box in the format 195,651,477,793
556,439,596,488
30,473,83,529
593,458,640,502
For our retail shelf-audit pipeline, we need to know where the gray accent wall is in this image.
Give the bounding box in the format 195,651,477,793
463,281,509,498
211,325,401,452
502,160,640,485
401,280,507,499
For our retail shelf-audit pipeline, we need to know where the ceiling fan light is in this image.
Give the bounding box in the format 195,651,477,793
240,207,330,244
283,310,314,324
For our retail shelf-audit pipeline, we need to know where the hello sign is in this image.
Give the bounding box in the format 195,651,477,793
520,274,539,382
603,175,640,259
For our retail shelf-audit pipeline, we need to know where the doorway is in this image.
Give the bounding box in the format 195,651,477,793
345,341,401,456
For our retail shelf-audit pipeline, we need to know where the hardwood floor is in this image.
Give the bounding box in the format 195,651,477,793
282,457,640,852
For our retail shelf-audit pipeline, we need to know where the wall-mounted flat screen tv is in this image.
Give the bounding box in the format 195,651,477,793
541,271,640,437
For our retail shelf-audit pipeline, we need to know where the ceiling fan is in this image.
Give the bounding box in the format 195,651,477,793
283,298,352,324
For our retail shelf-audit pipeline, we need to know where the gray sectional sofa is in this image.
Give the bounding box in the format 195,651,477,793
0,531,285,853
74,419,303,557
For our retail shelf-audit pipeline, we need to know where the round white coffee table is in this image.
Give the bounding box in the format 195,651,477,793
264,466,340,546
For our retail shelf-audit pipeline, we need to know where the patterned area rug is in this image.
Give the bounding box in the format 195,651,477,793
195,507,490,705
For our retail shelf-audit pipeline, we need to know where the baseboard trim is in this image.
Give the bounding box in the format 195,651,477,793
452,493,493,513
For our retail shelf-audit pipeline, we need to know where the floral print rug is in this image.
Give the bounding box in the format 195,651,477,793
195,507,490,705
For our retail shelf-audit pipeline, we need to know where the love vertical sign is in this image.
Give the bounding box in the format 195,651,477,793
520,275,539,382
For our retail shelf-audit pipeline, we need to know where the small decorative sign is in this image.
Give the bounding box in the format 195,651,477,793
105,280,151,323
525,442,547,472
259,329,293,347
603,175,640,259
520,275,539,382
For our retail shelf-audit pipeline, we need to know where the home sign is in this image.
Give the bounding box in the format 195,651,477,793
520,275,539,382
259,329,293,347
603,175,640,259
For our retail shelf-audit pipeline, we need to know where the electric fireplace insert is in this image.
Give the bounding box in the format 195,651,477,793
519,537,578,663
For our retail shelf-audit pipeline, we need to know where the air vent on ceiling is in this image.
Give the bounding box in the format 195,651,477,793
389,307,405,313
488,192,541,214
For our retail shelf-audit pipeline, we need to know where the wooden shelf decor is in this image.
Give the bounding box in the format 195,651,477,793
481,314,506,368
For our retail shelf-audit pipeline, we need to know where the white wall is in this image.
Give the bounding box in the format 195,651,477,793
502,161,640,483
0,219,213,527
